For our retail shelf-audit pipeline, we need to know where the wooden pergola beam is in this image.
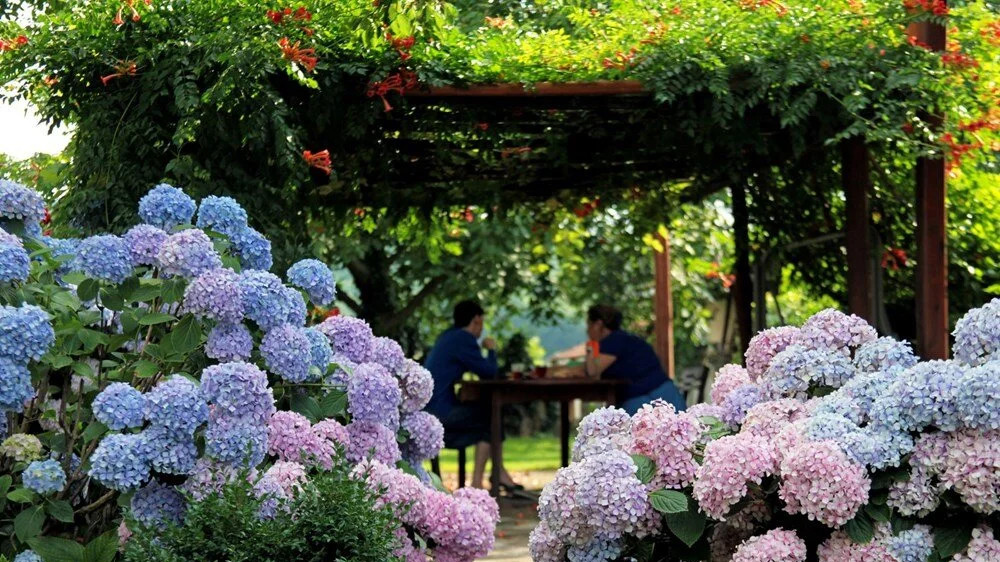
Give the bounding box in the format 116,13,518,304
654,231,675,379
842,138,874,323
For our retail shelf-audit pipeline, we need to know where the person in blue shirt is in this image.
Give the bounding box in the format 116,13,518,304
583,304,687,415
424,300,521,491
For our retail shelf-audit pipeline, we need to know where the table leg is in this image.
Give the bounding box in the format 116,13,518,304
560,400,570,467
489,393,503,497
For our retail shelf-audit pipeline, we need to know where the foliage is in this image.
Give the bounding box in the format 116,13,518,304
123,461,401,562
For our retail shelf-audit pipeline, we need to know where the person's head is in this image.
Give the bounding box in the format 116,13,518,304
586,304,622,341
454,300,486,336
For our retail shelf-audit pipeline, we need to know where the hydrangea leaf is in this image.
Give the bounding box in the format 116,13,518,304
845,511,875,544
665,509,706,547
934,525,973,558
27,535,86,562
649,489,688,514
14,504,45,541
45,499,74,523
630,453,655,484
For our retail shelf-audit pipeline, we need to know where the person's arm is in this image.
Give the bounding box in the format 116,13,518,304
456,336,499,379
585,352,617,377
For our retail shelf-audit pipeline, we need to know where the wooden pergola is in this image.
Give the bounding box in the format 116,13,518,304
398,20,950,371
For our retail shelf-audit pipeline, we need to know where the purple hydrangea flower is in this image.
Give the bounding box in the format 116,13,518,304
205,322,254,362
0,234,29,282
261,324,312,383
157,229,222,278
204,415,268,467
286,259,336,306
182,268,244,323
131,481,186,527
267,411,334,468
303,327,333,378
346,420,401,465
138,184,196,230
572,407,631,462
794,309,877,354
0,358,34,412
721,384,768,427
144,375,209,437
854,337,918,374
0,304,54,362
230,226,272,271
314,418,350,449
744,326,803,380
92,382,146,430
238,270,292,332
348,363,402,428
369,336,405,373
142,426,198,475
0,180,46,224
401,411,444,462
196,195,248,236
953,299,1000,367
22,459,66,494
89,433,151,491
398,359,433,413
200,362,275,423
316,315,374,363
73,235,134,283
123,224,168,267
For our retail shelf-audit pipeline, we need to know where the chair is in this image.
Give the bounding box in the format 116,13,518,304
430,446,468,488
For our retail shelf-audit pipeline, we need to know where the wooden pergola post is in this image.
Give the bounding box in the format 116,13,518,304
842,137,874,323
732,183,753,356
911,19,950,359
653,231,675,379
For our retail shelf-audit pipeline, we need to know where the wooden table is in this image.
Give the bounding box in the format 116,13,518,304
459,378,625,496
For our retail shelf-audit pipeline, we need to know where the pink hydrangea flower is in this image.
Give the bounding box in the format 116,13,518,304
267,411,333,468
693,433,778,520
628,401,700,489
731,528,807,562
953,526,1000,562
818,529,896,562
939,429,1000,514
711,364,752,405
742,399,807,439
745,326,799,379
778,440,870,527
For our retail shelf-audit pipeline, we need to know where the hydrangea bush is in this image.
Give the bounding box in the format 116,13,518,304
533,305,1000,561
0,181,497,561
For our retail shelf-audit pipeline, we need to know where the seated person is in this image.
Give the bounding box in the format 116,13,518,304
424,300,522,491
583,304,687,415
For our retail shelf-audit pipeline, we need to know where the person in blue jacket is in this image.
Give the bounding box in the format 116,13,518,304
583,304,687,414
424,300,521,491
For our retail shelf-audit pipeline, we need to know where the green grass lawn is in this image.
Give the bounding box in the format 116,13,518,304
429,435,563,474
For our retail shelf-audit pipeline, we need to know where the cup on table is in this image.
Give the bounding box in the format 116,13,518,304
532,365,548,378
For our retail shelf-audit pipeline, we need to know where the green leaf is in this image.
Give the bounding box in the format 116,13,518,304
45,499,75,523
290,394,323,423
76,278,99,302
170,314,202,352
45,355,73,369
320,390,348,418
665,509,706,547
71,361,94,378
14,505,45,541
138,312,176,325
649,489,688,514
631,454,656,484
161,278,187,303
118,276,140,301
82,421,108,443
396,460,419,477
98,288,124,311
77,328,109,351
0,474,11,495
27,535,86,562
427,469,448,493
7,487,37,503
892,516,916,535
845,511,875,544
865,502,890,523
133,359,160,378
934,525,973,558
83,530,119,562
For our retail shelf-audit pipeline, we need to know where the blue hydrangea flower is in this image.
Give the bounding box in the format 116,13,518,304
138,184,196,230
206,323,254,362
157,229,222,278
261,324,312,383
72,235,134,284
200,362,275,423
22,458,66,494
0,358,34,412
811,391,864,425
205,416,268,467
182,268,244,323
567,537,622,562
888,525,934,562
0,180,46,224
854,337,919,374
239,270,292,331
142,426,198,475
144,375,209,437
303,327,333,379
196,195,248,236
0,234,29,282
92,382,146,430
952,298,1000,367
878,360,964,432
720,383,767,427
282,286,307,327
131,481,186,527
954,361,1000,430
369,336,404,373
123,224,168,266
230,226,272,271
804,412,859,442
44,237,80,279
286,259,336,306
0,304,54,362
316,315,374,364
839,371,898,420
13,550,43,562
326,352,357,387
347,363,402,429
89,433,151,491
